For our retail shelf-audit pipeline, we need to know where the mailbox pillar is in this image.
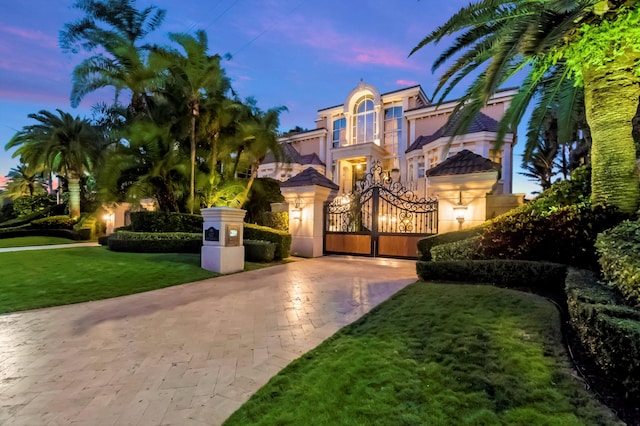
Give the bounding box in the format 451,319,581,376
201,207,246,274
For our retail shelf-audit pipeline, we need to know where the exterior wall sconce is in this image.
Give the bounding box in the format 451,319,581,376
452,191,467,229
291,197,302,220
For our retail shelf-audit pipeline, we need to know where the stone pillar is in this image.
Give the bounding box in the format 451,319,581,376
281,186,336,257
201,207,247,274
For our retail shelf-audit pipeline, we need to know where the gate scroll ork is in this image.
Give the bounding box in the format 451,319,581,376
324,161,438,258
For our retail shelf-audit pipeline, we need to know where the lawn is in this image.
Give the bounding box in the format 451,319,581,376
0,246,220,313
0,236,79,248
224,283,620,426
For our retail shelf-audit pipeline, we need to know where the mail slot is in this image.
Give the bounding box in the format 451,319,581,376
226,224,240,246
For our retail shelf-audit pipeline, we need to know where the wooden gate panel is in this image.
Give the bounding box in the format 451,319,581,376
377,234,430,258
325,233,371,255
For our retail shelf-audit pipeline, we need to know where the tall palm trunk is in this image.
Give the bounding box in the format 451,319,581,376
189,113,196,214
583,50,640,214
68,177,81,218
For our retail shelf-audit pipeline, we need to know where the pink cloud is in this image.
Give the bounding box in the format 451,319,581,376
0,24,58,50
253,15,420,71
396,79,419,86
0,175,8,189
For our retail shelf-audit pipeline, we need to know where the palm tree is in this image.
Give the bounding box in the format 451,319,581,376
98,120,189,212
5,110,102,218
152,30,231,213
411,0,640,213
60,0,167,114
3,163,47,199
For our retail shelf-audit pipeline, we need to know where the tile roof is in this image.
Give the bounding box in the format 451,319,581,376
262,143,325,166
405,111,500,153
425,149,501,177
280,167,339,189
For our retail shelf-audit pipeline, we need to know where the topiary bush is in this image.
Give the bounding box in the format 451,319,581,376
130,211,203,233
431,236,482,261
417,226,484,261
244,239,276,262
107,231,201,253
478,204,624,269
565,268,640,400
596,219,640,306
244,223,291,260
31,215,78,230
416,259,567,297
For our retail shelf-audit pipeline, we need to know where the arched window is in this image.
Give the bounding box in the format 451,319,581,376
352,97,376,144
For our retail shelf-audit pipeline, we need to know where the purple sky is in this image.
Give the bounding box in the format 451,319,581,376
0,0,537,194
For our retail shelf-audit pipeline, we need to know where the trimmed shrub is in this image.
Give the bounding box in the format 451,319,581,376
31,215,78,230
244,223,291,260
130,211,203,233
244,239,276,262
596,219,640,306
417,226,484,261
0,203,65,229
0,227,84,240
431,235,482,261
565,269,640,400
107,231,201,253
478,204,624,269
416,259,567,296
12,194,57,217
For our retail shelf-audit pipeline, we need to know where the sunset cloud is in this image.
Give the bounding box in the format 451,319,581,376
396,79,419,86
0,24,58,50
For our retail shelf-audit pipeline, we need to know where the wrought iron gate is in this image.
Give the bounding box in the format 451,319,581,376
324,161,438,258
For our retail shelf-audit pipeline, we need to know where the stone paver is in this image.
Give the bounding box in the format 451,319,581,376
0,255,416,425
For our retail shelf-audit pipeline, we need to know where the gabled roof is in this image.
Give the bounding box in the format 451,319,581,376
262,143,326,167
425,149,500,177
280,167,339,189
406,112,500,153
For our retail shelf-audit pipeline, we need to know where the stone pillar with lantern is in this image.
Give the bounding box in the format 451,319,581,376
280,168,339,257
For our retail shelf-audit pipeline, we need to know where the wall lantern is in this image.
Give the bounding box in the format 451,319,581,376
291,197,302,221
452,190,467,229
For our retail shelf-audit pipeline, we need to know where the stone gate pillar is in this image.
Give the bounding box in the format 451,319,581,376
280,168,338,257
201,207,247,273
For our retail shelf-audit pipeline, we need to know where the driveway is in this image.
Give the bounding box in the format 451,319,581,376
0,255,417,425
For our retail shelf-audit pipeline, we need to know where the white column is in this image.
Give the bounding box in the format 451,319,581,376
282,186,337,257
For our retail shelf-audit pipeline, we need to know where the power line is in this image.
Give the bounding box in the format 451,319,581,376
232,0,307,57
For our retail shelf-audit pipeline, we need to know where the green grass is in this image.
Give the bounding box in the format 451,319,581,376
0,247,222,313
224,283,620,426
0,236,78,248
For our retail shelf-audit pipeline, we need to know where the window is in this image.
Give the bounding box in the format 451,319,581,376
384,105,402,165
489,149,502,164
332,117,346,148
429,155,439,169
418,161,425,178
352,97,377,144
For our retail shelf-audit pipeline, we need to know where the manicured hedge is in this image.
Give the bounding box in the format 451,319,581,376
565,268,640,400
244,239,276,262
244,223,291,260
430,236,482,261
478,204,624,269
596,219,640,306
0,228,86,240
130,211,203,233
31,215,78,229
107,231,201,253
416,259,567,296
417,227,484,261
0,204,65,229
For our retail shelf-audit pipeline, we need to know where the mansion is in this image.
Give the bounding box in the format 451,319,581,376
259,81,524,232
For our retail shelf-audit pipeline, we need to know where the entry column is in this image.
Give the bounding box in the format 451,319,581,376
280,168,339,257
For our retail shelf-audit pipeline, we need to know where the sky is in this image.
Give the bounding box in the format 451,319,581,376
0,0,539,195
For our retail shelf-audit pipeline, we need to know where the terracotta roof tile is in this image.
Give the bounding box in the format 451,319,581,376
425,149,500,177
406,112,500,153
280,167,339,189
